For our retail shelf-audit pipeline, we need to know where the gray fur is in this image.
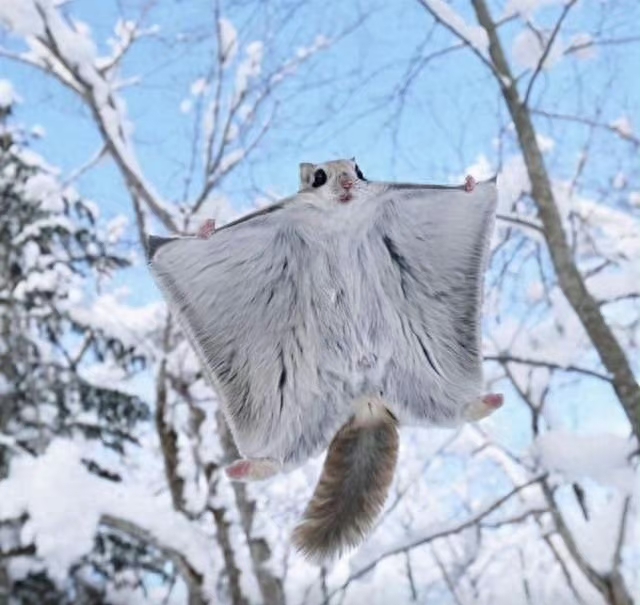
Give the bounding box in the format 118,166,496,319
147,168,497,473
291,398,398,562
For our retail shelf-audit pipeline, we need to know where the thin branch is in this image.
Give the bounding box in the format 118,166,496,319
479,507,548,528
432,546,464,605
496,212,544,233
523,0,579,106
612,496,631,571
531,109,640,148
484,354,612,382
101,514,207,603
23,3,178,235
0,46,83,95
0,544,36,560
564,35,640,56
62,144,108,187
543,534,588,605
599,293,640,307
97,5,157,76
325,475,546,604
539,481,609,597
414,0,503,82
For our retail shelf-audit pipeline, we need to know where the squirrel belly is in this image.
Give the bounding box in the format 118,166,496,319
291,396,399,563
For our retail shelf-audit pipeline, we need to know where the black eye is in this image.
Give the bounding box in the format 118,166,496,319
312,169,327,188
355,164,365,180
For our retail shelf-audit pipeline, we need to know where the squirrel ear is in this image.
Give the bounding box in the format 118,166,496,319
299,163,315,187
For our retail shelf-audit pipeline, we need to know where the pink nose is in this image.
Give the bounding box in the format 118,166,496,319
340,176,354,189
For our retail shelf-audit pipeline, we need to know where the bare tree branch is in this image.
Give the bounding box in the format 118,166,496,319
543,534,588,605
531,109,640,148
326,475,546,604
101,514,211,605
523,0,579,107
414,0,503,82
466,0,640,438
484,353,612,382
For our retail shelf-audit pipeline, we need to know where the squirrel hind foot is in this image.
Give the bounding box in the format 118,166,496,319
464,393,504,422
225,458,281,482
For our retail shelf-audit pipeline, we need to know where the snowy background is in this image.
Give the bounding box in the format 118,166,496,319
0,1,638,604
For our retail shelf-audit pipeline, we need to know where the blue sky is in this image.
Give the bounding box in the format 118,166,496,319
3,0,637,214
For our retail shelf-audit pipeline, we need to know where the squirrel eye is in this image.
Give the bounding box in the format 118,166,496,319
355,164,365,180
312,169,327,188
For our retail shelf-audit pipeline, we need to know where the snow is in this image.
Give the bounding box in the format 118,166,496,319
234,41,264,100
0,0,43,36
218,149,245,174
569,490,630,574
224,122,239,144
613,171,626,189
30,124,46,138
461,154,494,182
0,79,20,108
69,293,164,358
3,0,177,229
496,154,530,213
421,0,488,54
536,133,555,152
0,439,219,596
218,18,238,67
105,215,128,244
202,100,218,141
512,29,564,70
588,267,640,303
23,172,65,212
533,431,636,493
190,77,207,97
504,0,564,18
6,441,102,583
610,116,634,138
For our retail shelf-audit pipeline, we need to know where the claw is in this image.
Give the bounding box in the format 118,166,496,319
196,219,216,239
464,175,476,193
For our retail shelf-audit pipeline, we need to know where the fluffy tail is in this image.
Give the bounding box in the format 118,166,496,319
291,397,399,563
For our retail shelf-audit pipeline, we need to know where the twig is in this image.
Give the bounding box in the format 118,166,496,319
484,353,612,383
325,475,546,604
523,0,579,106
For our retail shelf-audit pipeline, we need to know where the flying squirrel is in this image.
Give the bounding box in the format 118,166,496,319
147,159,503,563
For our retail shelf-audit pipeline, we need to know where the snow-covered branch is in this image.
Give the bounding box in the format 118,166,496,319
184,16,330,219
1,0,177,234
415,0,503,81
0,440,218,602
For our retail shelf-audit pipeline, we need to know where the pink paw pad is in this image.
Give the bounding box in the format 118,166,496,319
197,219,216,239
482,393,504,409
464,175,476,193
224,458,280,482
225,460,251,480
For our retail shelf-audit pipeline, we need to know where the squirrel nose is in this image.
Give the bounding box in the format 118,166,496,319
339,173,354,189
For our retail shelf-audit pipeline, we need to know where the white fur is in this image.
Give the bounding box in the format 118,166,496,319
148,161,497,472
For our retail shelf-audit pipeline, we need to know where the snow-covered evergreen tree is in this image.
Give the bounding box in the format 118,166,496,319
0,88,169,603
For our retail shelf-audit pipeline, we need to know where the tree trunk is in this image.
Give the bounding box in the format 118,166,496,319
470,0,640,440
465,4,636,604
216,411,286,605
